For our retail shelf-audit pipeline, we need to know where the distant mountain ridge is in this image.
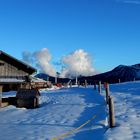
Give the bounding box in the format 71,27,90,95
35,63,140,84
90,63,140,83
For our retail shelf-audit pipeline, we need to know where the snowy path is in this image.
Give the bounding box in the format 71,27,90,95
104,82,140,140
0,87,107,140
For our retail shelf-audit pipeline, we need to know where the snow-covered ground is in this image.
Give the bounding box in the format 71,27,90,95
0,81,140,140
104,81,140,140
0,87,107,140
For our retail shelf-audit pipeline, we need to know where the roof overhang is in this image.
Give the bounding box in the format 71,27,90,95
0,50,37,75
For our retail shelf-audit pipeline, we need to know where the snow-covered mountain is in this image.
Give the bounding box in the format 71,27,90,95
92,64,140,83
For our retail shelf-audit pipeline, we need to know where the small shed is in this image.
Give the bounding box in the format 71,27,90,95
16,89,40,109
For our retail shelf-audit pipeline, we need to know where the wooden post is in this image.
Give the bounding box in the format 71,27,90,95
98,81,102,93
55,76,57,84
118,79,120,83
75,76,78,85
105,83,110,104
0,85,3,108
108,96,115,128
70,82,72,88
78,81,80,87
133,78,135,81
85,80,87,88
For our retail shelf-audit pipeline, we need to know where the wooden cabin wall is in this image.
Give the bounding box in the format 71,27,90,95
0,60,28,77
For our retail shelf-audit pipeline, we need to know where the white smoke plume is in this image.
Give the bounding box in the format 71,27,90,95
60,49,96,78
22,48,96,78
22,48,56,77
33,48,56,77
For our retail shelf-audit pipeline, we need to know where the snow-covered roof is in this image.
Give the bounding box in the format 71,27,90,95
31,77,47,83
0,78,25,83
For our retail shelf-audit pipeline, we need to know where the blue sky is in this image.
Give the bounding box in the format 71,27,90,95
0,0,140,73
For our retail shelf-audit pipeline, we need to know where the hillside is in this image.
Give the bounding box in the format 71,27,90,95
91,64,140,83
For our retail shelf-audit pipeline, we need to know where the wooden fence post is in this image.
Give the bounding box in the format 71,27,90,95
85,80,87,88
105,83,110,104
0,85,3,108
70,82,72,88
78,81,80,88
118,79,121,83
108,96,115,128
98,81,102,93
133,78,135,81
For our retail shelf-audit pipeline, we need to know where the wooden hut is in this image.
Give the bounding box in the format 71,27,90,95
0,50,37,108
0,50,36,91
16,88,40,109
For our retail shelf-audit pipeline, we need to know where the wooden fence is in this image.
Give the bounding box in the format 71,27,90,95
95,82,115,128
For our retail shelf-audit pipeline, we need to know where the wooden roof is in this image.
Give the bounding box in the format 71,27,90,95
0,50,36,75
16,89,40,99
